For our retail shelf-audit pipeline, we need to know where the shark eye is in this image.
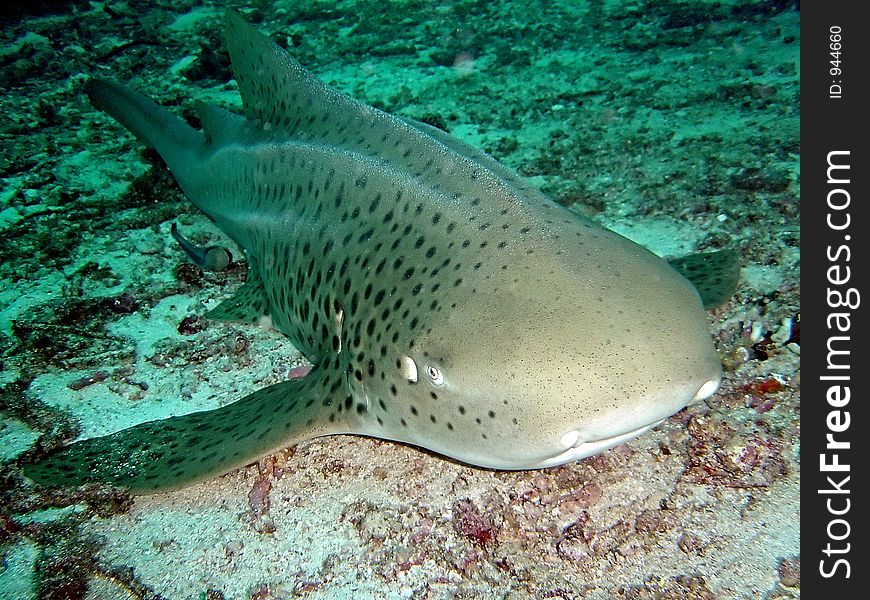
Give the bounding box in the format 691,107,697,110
426,365,444,386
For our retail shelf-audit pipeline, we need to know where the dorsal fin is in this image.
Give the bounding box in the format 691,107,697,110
222,10,534,204
195,101,247,147
669,249,741,309
224,10,365,132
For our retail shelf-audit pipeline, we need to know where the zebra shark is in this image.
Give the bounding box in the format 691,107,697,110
23,11,737,494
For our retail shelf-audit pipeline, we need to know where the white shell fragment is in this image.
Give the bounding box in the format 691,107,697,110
399,356,418,382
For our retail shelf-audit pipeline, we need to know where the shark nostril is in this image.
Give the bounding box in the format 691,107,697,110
559,430,580,449
692,379,721,403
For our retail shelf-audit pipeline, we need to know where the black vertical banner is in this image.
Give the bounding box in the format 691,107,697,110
802,1,868,595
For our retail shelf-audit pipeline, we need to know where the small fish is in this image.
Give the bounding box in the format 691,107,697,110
23,11,737,494
170,222,233,271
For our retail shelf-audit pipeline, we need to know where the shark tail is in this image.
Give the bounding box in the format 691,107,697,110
84,78,205,176
23,369,342,494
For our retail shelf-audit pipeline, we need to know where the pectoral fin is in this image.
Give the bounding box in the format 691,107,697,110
23,369,341,494
669,249,741,309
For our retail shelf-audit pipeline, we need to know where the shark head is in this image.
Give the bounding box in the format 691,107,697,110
371,206,723,469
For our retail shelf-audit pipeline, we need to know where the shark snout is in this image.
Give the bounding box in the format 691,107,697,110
558,376,721,451
538,375,723,469
691,377,722,404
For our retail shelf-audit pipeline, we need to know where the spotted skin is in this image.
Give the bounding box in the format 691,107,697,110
23,11,734,494
668,250,740,310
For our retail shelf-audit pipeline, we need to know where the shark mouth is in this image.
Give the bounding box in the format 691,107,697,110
535,419,666,468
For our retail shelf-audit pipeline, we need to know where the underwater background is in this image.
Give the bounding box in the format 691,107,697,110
1,0,799,598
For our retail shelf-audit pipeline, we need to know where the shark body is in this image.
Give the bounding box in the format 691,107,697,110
24,12,736,494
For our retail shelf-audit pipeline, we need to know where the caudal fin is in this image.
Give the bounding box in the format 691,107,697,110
23,370,341,494
85,78,204,173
